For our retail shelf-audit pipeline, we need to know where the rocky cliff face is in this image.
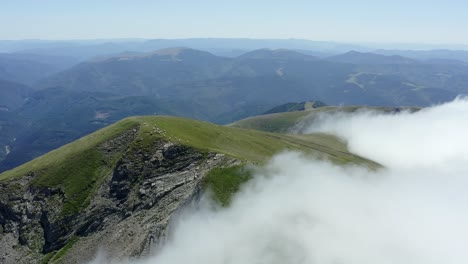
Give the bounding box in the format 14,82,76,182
0,128,238,263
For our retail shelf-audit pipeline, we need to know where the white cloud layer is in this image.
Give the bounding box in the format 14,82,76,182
91,98,468,264
306,98,468,169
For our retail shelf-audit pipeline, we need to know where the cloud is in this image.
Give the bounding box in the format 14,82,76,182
92,98,468,264
305,98,468,169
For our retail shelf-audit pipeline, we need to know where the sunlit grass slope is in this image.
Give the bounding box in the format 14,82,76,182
0,115,378,214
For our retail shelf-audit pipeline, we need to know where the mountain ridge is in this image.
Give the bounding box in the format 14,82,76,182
0,115,377,263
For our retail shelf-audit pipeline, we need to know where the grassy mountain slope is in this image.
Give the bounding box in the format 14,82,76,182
0,115,377,215
230,105,420,134
0,115,378,263
229,110,312,133
0,116,384,262
229,106,361,133
1,115,374,181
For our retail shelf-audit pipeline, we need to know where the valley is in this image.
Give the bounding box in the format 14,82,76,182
0,46,466,173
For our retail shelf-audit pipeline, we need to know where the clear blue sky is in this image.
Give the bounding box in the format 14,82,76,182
1,0,467,44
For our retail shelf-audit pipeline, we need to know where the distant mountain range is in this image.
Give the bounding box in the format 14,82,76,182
36,47,460,106
2,38,468,62
0,38,368,59
1,45,468,172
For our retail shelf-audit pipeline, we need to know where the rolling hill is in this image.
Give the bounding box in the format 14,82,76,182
0,115,377,263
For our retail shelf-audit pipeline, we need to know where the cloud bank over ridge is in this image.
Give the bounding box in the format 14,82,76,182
92,98,468,264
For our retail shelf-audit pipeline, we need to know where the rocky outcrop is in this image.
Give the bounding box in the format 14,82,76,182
0,128,239,263
0,172,63,263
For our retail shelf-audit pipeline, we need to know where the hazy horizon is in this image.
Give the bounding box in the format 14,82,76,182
2,38,468,53
2,0,468,45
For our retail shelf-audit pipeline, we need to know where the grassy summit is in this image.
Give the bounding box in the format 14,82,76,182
127,116,374,165
0,115,377,214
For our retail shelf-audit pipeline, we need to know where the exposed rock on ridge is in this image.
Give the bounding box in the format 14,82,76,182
0,127,238,263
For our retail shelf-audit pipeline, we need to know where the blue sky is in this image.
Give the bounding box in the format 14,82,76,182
1,0,467,44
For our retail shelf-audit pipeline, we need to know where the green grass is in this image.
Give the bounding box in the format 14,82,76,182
228,111,311,133
32,149,105,216
39,236,79,264
1,115,377,182
132,116,373,165
202,165,252,206
49,236,78,263
0,118,139,215
40,253,55,264
229,105,417,134
228,106,361,133
0,118,139,181
304,101,314,110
